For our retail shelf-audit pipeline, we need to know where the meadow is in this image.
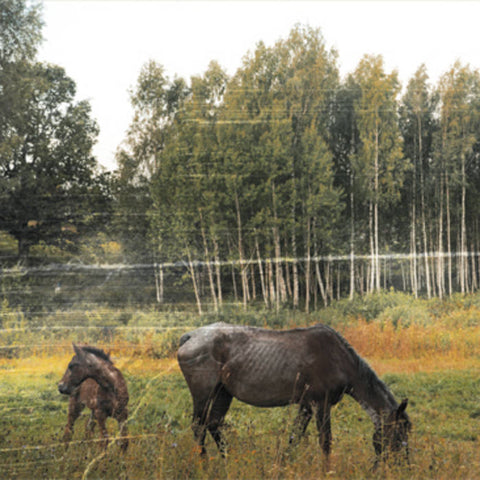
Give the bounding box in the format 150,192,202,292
0,292,479,479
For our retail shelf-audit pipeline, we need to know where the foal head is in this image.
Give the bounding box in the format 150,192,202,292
58,344,111,395
374,398,411,463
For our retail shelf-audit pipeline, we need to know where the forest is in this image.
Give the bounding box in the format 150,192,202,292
2,1,480,313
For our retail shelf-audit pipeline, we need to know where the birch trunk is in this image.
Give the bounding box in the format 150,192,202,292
369,201,375,293
446,173,452,295
410,146,418,297
187,251,202,315
234,189,248,309
315,258,328,307
271,182,287,304
200,216,218,312
374,125,380,291
437,173,444,298
213,237,223,307
154,263,164,304
349,168,355,300
419,116,432,298
460,152,467,294
267,259,276,307
255,233,269,307
305,217,311,313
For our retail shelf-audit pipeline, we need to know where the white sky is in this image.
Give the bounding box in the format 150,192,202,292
38,1,480,171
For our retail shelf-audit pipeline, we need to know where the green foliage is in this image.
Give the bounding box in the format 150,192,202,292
308,289,480,330
5,9,480,309
0,2,112,261
0,0,43,65
311,290,415,324
0,62,106,259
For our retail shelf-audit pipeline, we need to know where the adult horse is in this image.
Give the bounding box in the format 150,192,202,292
58,344,129,450
177,322,410,466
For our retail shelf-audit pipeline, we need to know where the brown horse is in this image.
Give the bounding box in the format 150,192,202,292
58,344,129,451
177,322,411,467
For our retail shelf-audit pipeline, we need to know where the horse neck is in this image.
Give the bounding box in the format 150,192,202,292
350,364,397,429
90,360,125,398
111,366,129,407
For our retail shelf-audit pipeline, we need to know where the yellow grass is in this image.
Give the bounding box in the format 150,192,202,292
1,320,478,377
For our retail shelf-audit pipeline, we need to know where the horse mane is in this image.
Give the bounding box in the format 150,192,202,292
80,345,113,364
316,324,395,403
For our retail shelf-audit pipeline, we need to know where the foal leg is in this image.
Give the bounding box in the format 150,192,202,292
85,411,96,438
64,396,84,444
93,408,110,450
114,408,129,451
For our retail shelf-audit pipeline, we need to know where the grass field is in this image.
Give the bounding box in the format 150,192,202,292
1,297,480,479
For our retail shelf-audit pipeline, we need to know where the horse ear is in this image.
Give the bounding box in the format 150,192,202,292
397,398,408,419
73,343,90,364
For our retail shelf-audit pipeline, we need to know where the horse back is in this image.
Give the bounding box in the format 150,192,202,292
224,326,355,400
178,323,357,407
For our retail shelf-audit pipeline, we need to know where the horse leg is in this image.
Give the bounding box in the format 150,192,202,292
289,404,313,447
192,399,210,456
85,411,96,438
206,385,232,457
93,408,110,450
315,401,332,470
114,408,129,452
64,396,84,445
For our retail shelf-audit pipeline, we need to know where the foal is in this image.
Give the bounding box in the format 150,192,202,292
58,344,129,450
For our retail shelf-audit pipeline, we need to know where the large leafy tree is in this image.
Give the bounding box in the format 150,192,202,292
0,0,105,260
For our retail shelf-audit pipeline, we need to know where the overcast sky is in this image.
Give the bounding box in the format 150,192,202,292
38,1,480,171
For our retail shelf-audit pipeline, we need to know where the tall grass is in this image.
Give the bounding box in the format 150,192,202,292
0,364,478,479
1,291,480,478
2,290,480,363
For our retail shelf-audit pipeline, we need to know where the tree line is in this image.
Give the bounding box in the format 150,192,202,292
2,2,480,312
115,25,480,311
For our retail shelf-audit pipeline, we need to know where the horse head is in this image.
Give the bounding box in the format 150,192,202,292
373,398,411,464
58,344,105,395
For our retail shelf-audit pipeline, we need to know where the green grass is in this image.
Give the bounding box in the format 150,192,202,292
0,366,479,479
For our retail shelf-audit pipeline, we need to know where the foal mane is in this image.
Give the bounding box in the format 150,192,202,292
80,345,113,364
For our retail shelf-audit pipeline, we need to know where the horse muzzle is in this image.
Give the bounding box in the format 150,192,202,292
58,382,71,395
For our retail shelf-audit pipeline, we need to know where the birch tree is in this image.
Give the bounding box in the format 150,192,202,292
400,65,437,297
353,55,406,291
434,62,480,294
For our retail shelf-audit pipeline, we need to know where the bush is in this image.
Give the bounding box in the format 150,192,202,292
376,303,433,328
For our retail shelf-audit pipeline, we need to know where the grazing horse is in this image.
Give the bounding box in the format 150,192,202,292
58,344,129,451
177,322,410,466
